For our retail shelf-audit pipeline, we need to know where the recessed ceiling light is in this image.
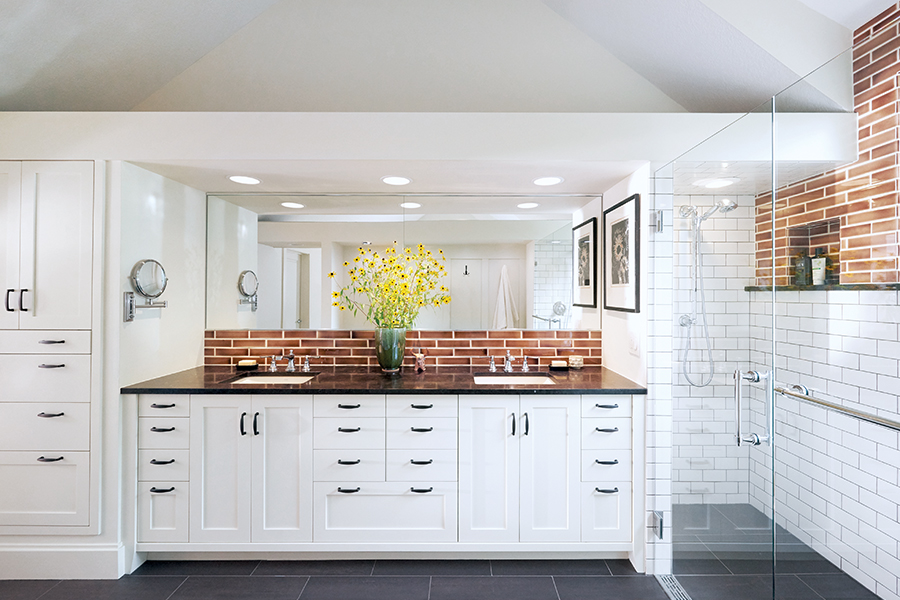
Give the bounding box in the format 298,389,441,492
693,177,740,189
517,202,540,209
399,202,421,209
229,175,260,185
382,176,411,186
533,176,564,186
550,240,561,244
281,202,304,209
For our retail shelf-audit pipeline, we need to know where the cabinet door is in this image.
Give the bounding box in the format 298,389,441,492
138,482,189,543
519,395,580,542
0,162,21,331
19,161,94,330
459,396,519,543
250,396,313,542
0,451,90,526
190,396,252,543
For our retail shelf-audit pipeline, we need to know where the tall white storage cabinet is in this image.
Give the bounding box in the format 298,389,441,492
0,161,98,533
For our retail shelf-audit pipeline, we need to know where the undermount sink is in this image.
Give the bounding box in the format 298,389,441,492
472,374,556,385
230,374,316,385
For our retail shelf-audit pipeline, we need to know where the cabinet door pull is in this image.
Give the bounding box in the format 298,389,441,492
150,459,175,465
4,289,13,312
410,459,433,465
150,487,175,494
338,427,361,433
338,403,361,409
253,412,260,435
337,487,360,493
595,427,619,433
150,403,176,409
410,487,433,493
38,363,65,369
411,403,433,409
523,412,529,436
37,412,65,418
337,459,361,465
595,403,619,410
410,426,433,432
38,339,66,345
595,487,619,494
150,426,175,432
18,289,28,311
37,456,64,462
595,459,619,465
511,412,516,436
240,412,247,436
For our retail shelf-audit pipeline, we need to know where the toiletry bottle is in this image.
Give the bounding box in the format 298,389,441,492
811,248,827,286
794,251,812,286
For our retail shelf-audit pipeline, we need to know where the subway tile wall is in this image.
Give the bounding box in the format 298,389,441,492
533,237,573,328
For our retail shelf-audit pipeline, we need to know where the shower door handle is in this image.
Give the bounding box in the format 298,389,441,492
734,369,766,446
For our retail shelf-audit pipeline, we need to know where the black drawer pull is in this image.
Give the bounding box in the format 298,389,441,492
150,487,175,494
253,412,260,436
240,412,247,436
338,427,361,433
596,487,619,494
4,289,13,312
595,427,619,433
523,412,529,436
19,289,28,311
37,456,64,462
38,339,66,345
150,459,175,465
337,487,360,493
338,459,361,465
150,403,176,409
38,363,65,369
338,403,361,409
411,403,433,409
511,412,516,436
595,459,619,465
410,459,433,465
410,487,433,493
595,403,620,409
150,426,175,433
37,412,65,418
410,426,433,432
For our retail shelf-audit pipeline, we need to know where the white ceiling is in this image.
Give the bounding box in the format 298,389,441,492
795,0,897,30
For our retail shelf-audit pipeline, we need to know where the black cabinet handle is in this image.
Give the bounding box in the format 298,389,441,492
38,339,65,345
37,412,64,418
410,459,433,465
410,426,433,432
150,426,175,432
337,487,360,493
595,404,620,409
411,403,433,409
338,403,361,409
595,487,619,494
595,459,619,465
253,412,260,435
19,289,28,311
38,363,65,369
150,459,175,465
410,487,433,493
4,289,13,312
595,427,619,433
37,456,63,462
338,427,361,433
523,412,529,436
150,487,175,494
511,412,516,436
240,412,247,436
337,459,361,465
150,403,176,409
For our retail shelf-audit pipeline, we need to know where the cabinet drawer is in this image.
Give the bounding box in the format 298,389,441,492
582,418,632,450
314,417,385,449
386,449,457,482
314,395,385,418
0,451,90,527
0,331,91,354
138,449,190,482
581,451,632,482
313,482,457,542
581,396,632,419
386,418,457,449
0,354,90,402
313,449,385,482
387,395,457,418
581,482,632,542
139,395,190,418
137,482,189,543
139,417,190,450
0,403,90,451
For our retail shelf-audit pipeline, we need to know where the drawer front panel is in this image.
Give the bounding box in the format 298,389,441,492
386,449,457,482
314,395,385,418
0,331,91,354
0,451,90,527
0,354,91,402
581,396,632,419
387,395,457,418
314,417,385,449
139,395,191,418
138,417,190,450
581,451,632,482
386,418,457,449
581,482,632,542
313,449,385,482
138,449,190,482
137,482,189,543
0,403,90,451
582,418,632,450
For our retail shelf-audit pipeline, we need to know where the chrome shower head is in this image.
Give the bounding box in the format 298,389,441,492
700,198,737,221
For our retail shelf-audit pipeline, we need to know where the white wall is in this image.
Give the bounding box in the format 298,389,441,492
206,196,258,329
256,243,283,328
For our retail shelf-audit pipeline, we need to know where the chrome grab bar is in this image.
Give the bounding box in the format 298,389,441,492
734,369,769,446
775,386,900,433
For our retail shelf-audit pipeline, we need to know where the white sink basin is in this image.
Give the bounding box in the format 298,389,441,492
232,375,315,385
473,375,555,385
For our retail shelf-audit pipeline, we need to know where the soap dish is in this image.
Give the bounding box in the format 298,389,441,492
236,360,259,371
549,365,569,372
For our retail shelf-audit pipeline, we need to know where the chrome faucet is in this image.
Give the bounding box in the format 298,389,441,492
488,356,497,372
284,351,296,372
302,355,311,372
268,355,278,372
503,351,515,373
270,352,296,372
521,356,532,373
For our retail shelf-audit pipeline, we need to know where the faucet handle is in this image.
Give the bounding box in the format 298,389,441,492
268,355,278,372
302,355,311,372
521,356,530,372
488,356,497,373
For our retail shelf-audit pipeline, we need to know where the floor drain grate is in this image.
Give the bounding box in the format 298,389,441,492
656,574,693,600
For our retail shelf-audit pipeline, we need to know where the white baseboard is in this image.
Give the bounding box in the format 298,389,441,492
0,544,122,579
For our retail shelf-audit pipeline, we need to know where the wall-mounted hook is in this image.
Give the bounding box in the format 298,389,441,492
463,265,469,276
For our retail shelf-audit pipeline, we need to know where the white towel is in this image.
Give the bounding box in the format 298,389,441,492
492,265,519,329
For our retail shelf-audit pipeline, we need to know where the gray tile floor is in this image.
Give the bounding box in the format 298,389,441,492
0,559,670,600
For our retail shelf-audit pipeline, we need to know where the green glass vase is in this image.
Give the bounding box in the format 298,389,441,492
374,328,407,373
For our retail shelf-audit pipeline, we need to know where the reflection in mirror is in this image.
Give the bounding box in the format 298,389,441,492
131,259,168,299
238,270,259,297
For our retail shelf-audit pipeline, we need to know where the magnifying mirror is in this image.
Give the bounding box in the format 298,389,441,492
131,259,168,299
238,270,259,297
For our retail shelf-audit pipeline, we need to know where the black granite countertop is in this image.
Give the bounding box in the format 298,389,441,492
120,365,646,396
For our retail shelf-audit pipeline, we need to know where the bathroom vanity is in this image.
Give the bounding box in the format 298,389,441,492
122,366,645,556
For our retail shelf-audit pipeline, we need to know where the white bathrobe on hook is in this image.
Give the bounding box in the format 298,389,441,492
492,265,519,329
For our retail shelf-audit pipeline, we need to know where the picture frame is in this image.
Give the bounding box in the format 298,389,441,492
572,217,597,308
603,193,640,313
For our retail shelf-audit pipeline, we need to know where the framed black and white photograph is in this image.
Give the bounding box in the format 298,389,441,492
572,217,597,308
603,194,640,313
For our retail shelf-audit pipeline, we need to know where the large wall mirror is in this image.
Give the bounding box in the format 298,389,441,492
206,193,600,331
